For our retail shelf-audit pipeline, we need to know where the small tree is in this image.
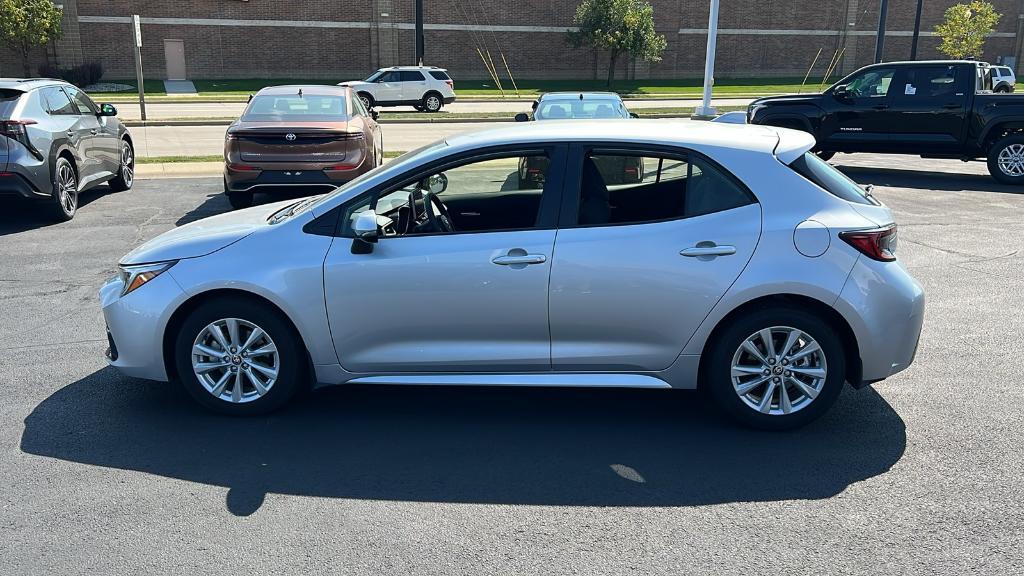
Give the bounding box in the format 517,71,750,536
935,1,1001,59
0,0,63,77
567,0,667,88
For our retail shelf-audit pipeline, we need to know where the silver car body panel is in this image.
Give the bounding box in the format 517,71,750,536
102,120,924,391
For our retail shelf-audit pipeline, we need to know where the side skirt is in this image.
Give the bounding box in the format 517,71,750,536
342,373,672,388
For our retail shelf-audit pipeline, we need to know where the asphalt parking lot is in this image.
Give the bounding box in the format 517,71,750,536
1,154,1022,574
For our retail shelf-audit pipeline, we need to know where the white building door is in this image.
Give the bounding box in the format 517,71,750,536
163,39,187,80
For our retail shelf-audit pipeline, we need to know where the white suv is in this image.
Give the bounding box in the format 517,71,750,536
339,66,455,112
993,66,1016,93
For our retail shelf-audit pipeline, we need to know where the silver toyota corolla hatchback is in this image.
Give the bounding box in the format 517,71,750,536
100,121,924,429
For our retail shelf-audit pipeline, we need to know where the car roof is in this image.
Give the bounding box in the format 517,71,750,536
379,66,447,71
0,78,67,92
539,92,623,102
444,119,803,157
255,84,352,96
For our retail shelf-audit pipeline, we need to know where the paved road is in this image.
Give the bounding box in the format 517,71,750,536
1,155,1022,574
113,98,756,120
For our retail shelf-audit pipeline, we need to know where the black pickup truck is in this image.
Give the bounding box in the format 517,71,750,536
747,60,1024,184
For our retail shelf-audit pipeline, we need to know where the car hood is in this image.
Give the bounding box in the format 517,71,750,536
749,93,825,107
337,81,369,89
120,200,297,265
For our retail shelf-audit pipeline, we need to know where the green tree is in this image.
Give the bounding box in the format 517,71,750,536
0,0,63,76
567,0,667,88
935,1,1001,59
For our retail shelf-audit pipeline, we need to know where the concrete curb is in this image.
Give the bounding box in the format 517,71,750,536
123,114,692,128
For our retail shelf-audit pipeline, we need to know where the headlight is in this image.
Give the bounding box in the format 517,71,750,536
118,261,176,296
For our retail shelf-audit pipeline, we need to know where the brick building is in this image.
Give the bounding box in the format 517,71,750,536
3,1,1024,82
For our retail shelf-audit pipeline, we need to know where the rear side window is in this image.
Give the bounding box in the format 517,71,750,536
399,71,424,82
789,153,878,206
1000,67,1013,77
893,66,965,103
0,89,22,118
242,94,350,121
429,71,451,81
41,87,77,115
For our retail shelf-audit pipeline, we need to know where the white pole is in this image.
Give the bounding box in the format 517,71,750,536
695,0,720,118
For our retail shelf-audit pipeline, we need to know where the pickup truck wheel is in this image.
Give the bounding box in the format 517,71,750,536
987,135,1024,184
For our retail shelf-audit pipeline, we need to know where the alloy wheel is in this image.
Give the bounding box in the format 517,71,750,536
997,143,1024,177
121,142,134,187
57,162,78,215
730,326,828,416
191,318,280,404
426,95,441,111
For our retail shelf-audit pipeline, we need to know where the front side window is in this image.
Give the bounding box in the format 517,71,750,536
576,151,754,226
242,94,349,121
377,71,400,83
345,152,553,236
845,69,895,99
64,86,98,115
41,87,76,115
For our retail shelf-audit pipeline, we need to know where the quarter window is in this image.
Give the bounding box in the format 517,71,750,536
576,152,754,226
429,71,451,81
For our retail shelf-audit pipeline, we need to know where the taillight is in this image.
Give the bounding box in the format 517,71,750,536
323,164,358,172
445,79,454,88
226,163,261,172
0,119,36,137
225,132,237,140
840,225,898,262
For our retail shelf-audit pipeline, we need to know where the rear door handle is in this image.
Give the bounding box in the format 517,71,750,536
492,254,546,266
680,244,737,258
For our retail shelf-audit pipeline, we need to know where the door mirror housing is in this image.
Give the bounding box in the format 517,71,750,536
629,112,640,119
514,112,530,122
353,210,381,243
833,84,851,100
370,109,380,121
99,103,118,117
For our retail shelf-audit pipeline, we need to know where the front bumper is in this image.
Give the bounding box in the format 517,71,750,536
100,270,188,381
836,256,925,383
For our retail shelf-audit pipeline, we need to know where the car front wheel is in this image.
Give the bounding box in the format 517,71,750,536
174,298,306,415
987,135,1024,184
706,307,846,430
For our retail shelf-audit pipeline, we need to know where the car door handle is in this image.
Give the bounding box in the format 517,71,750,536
680,244,737,257
942,103,960,109
492,254,546,266
90,129,98,135
67,130,74,136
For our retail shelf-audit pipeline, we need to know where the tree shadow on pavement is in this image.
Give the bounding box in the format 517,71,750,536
21,367,906,516
838,165,1022,194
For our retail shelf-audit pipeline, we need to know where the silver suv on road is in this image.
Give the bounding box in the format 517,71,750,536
0,78,134,221
100,121,924,429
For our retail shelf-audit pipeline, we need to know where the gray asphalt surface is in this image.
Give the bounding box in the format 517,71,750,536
1,154,1022,574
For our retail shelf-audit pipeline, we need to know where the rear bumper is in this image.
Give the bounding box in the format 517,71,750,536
224,165,364,193
443,96,456,104
0,170,46,199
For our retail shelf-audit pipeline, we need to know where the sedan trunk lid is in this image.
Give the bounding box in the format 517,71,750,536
230,121,357,164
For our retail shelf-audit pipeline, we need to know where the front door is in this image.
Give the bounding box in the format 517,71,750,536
65,86,119,175
549,146,762,371
372,71,403,104
164,39,187,80
323,146,567,373
820,66,896,153
886,64,970,154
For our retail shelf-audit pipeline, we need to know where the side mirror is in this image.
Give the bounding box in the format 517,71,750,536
833,84,851,100
99,103,118,117
514,112,529,122
629,112,640,119
353,210,380,243
370,109,380,121
426,173,448,194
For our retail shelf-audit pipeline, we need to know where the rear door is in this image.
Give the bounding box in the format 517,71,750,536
549,145,761,371
886,64,970,153
399,70,428,101
40,86,93,179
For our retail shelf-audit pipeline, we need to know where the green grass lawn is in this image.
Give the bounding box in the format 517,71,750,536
97,77,827,101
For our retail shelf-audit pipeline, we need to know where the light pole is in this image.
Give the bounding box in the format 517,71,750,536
910,0,924,60
415,0,424,65
874,0,890,63
695,0,720,117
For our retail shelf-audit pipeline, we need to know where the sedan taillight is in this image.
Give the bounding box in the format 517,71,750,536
840,225,897,262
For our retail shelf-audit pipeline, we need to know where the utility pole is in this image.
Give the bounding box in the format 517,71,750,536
874,0,890,63
131,15,146,121
910,0,924,60
415,0,424,65
695,0,720,117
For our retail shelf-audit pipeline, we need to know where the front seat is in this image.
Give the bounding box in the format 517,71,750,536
579,157,611,225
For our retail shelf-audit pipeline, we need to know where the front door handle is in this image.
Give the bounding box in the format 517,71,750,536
680,244,737,258
492,254,546,266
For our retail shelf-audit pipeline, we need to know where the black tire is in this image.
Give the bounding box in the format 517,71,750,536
225,180,254,209
413,104,425,112
987,134,1024,185
705,306,846,430
174,297,307,415
358,92,374,110
422,92,443,112
814,150,836,161
108,138,135,192
49,156,78,222
995,85,1010,93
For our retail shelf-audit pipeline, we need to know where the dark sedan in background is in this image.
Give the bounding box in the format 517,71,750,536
514,92,641,187
1,78,134,221
223,85,383,209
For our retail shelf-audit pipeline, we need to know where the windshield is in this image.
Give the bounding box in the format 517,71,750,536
364,71,383,82
789,152,878,206
300,141,449,216
241,93,349,122
535,98,629,120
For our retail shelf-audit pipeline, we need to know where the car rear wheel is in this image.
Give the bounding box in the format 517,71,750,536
423,92,443,113
175,298,306,415
706,307,846,430
108,139,135,191
49,156,78,221
358,92,374,110
988,135,1024,184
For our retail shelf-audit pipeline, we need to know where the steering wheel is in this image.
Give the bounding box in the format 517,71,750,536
422,191,455,233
